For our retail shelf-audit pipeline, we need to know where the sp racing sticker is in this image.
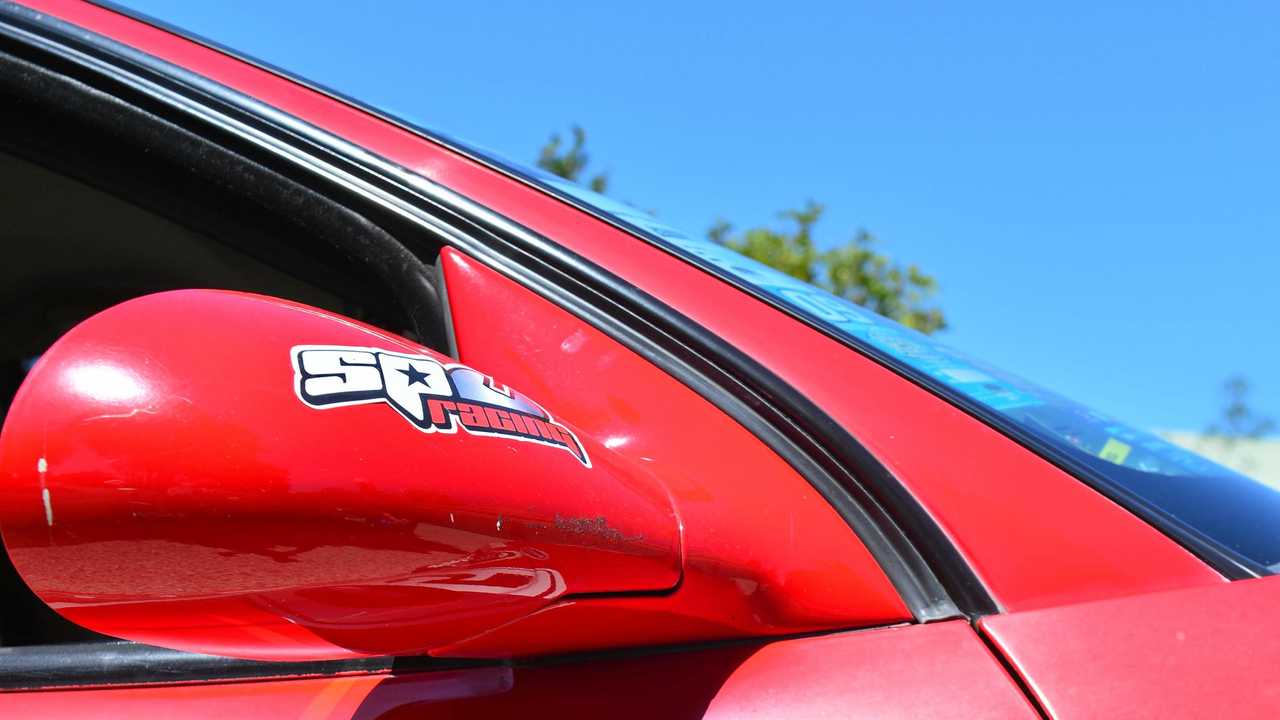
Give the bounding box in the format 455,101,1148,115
292,345,589,467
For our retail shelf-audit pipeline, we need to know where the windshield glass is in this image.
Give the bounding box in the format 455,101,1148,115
520,167,1280,574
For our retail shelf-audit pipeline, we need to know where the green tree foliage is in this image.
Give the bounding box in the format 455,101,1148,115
1188,375,1276,477
537,125,608,194
1206,376,1276,443
709,202,946,334
537,126,946,334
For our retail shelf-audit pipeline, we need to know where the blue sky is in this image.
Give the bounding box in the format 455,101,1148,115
124,1,1279,432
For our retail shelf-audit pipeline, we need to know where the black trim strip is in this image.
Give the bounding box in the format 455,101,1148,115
73,1,1268,581
0,642,384,691
0,2,985,623
0,641,494,692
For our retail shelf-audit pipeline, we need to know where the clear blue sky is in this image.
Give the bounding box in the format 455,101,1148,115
124,0,1279,432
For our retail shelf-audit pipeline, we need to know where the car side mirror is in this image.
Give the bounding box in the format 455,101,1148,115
0,290,681,661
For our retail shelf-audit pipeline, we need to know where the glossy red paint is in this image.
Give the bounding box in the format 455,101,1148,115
0,290,683,660
0,622,1038,719
981,574,1280,718
15,0,1226,611
691,621,1038,720
433,247,909,656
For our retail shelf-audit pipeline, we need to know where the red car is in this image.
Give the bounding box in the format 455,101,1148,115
0,2,1277,717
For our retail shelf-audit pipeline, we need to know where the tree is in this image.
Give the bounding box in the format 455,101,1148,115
1206,376,1275,444
709,203,946,334
537,125,608,194
537,126,947,334
1190,375,1276,477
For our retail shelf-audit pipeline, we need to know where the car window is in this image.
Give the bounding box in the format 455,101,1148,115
0,147,440,647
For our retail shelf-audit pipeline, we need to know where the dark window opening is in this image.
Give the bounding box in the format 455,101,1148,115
0,49,451,650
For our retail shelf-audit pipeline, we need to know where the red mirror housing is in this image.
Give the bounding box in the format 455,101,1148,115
0,290,681,661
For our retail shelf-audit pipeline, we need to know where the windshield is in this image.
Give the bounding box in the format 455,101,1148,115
514,166,1280,574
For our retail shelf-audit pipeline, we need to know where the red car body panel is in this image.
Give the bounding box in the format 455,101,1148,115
0,622,1039,719
982,574,1280,718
